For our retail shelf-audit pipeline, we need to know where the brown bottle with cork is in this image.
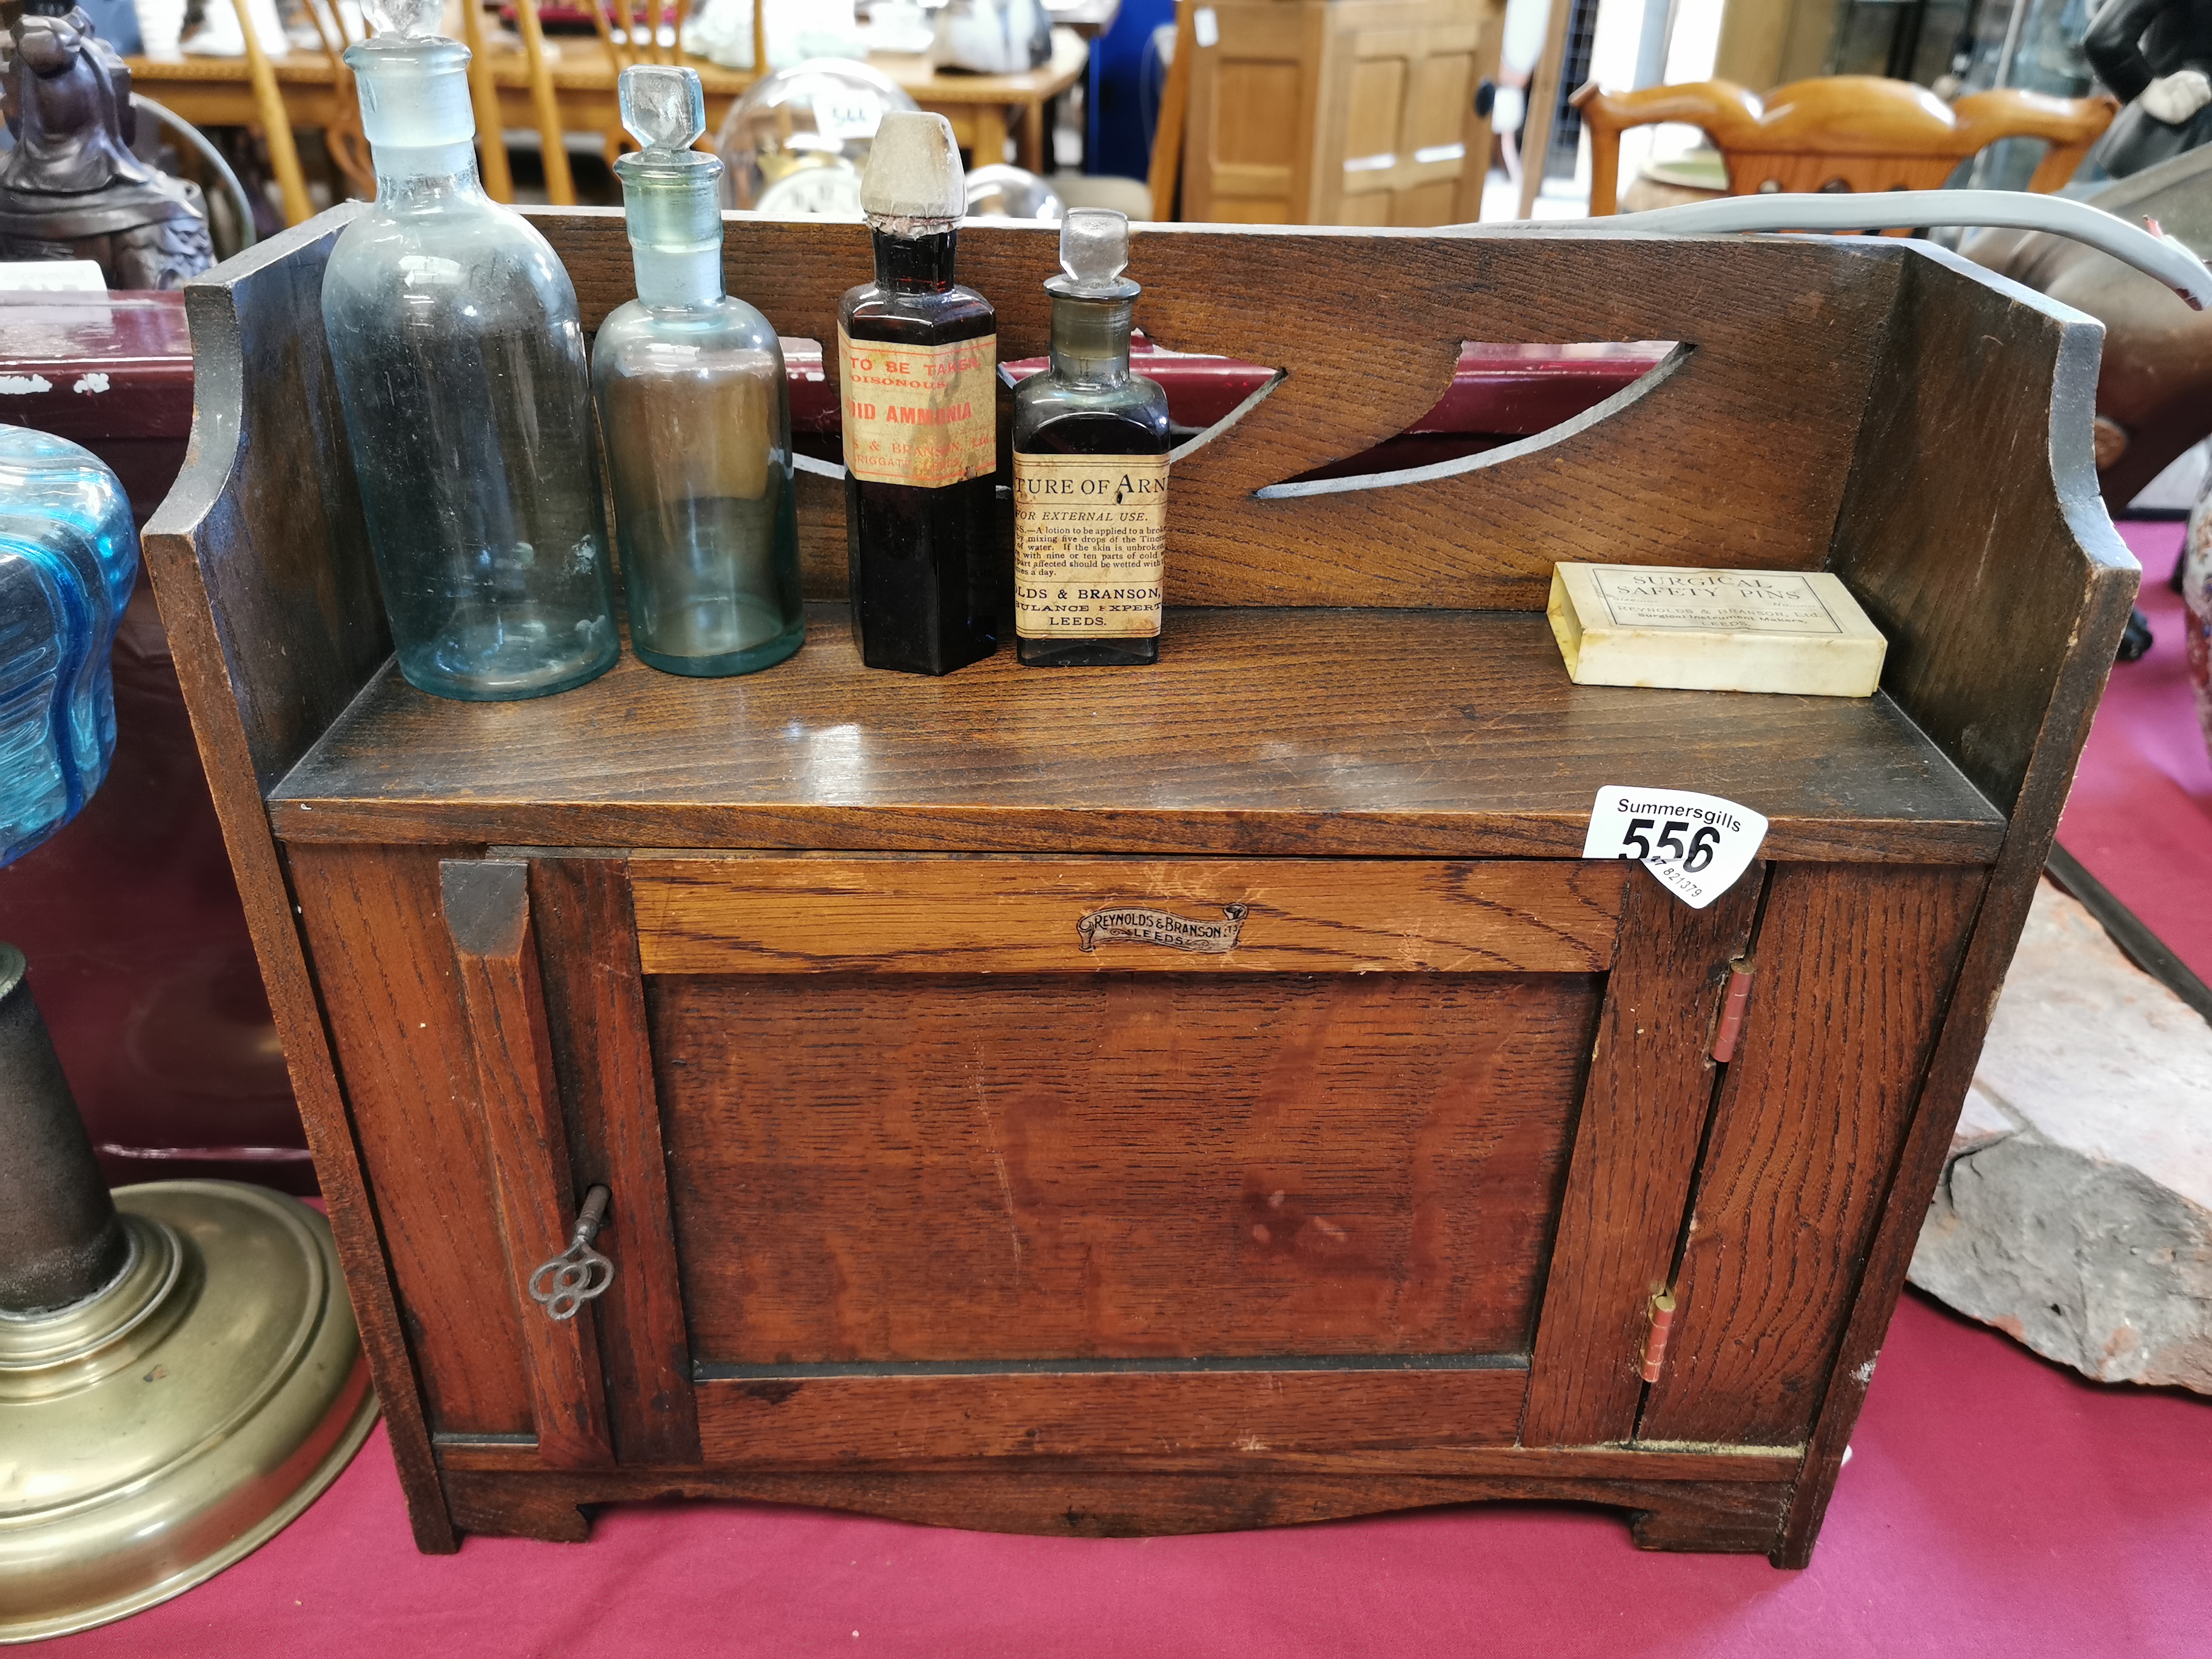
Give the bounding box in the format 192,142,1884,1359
837,111,1000,676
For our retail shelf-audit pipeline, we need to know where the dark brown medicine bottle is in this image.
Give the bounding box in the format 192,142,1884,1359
837,111,999,676
1010,209,1170,667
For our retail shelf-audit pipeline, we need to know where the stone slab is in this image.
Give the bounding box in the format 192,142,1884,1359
1911,879,2212,1393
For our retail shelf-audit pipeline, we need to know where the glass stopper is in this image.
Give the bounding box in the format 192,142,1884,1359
361,0,440,38
620,65,706,155
1058,209,1130,295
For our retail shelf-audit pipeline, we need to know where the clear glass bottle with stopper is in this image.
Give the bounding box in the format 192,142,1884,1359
319,0,617,702
594,65,803,678
1011,209,1170,668
838,110,1000,677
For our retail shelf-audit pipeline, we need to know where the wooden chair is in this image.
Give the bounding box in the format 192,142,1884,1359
297,0,373,201
254,0,575,212
228,0,313,223
510,0,577,206
579,0,762,169
1572,76,2118,221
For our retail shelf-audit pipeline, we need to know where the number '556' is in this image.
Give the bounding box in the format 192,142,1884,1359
1622,816,1721,873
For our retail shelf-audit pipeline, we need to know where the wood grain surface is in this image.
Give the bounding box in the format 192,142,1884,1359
630,856,1628,974
441,860,614,1470
528,858,701,1466
270,608,2005,862
533,211,1911,609
1635,863,1982,1447
654,972,1597,1364
432,1439,1800,1482
437,1463,1793,1548
287,842,535,1439
138,215,454,1548
1832,246,2140,822
1774,249,2140,1566
1520,863,1765,1447
693,1369,1529,1462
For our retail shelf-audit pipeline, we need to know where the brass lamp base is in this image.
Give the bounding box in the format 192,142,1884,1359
0,1181,377,1643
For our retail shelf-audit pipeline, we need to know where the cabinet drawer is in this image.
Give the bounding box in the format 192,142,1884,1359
631,856,1629,974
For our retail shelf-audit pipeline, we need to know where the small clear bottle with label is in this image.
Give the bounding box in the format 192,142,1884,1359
594,65,803,677
1011,209,1170,668
838,111,1000,677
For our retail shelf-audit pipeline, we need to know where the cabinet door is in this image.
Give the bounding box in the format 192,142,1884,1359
394,848,1759,1469
623,853,1695,1464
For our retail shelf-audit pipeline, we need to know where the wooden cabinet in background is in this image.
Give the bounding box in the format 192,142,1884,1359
1182,0,1501,224
144,209,2132,1567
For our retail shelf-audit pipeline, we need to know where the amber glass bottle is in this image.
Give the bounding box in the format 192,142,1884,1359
837,112,999,676
1011,210,1170,667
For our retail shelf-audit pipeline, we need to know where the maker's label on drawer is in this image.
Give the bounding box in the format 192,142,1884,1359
1077,902,1246,954
1582,786,1768,908
1014,452,1168,638
838,328,997,489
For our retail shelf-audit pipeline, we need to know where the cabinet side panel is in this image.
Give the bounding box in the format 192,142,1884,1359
145,207,388,796
1635,863,1982,1447
1829,249,2136,820
1785,256,2138,1561
1521,864,1763,1446
290,841,535,1435
140,209,451,1550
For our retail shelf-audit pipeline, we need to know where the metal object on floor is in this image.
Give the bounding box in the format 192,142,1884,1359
0,944,375,1644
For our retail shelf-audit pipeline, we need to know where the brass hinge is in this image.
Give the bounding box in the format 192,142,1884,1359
1711,957,1756,1062
1640,1291,1677,1382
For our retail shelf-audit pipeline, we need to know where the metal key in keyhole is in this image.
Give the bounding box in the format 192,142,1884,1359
528,1184,612,1321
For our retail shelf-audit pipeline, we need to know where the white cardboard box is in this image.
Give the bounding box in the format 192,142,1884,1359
1547,562,1887,697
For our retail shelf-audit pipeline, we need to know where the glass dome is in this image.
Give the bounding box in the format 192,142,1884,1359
713,58,920,216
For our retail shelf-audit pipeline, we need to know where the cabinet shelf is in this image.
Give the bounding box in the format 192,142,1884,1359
272,603,2003,861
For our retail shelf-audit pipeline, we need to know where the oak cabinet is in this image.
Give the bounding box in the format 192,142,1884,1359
144,209,2131,1566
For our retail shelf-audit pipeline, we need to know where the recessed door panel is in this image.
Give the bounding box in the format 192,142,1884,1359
653,971,1601,1366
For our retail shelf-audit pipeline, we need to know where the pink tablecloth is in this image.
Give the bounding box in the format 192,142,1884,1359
2060,520,2212,979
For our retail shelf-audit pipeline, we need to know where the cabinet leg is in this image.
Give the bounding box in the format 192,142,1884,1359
1623,1479,1792,1558
442,1472,593,1544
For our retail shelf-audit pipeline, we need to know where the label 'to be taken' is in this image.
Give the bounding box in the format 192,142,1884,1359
837,327,998,489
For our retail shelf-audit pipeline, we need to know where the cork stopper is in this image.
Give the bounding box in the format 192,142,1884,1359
1046,207,1139,300
860,110,965,226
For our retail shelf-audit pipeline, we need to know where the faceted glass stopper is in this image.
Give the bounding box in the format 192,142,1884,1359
1059,208,1130,295
361,0,440,38
620,65,706,155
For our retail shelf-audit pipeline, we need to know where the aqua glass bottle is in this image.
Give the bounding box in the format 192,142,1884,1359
594,65,803,677
0,425,137,866
320,0,617,701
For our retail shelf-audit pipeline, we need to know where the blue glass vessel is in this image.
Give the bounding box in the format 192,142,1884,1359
0,425,138,866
